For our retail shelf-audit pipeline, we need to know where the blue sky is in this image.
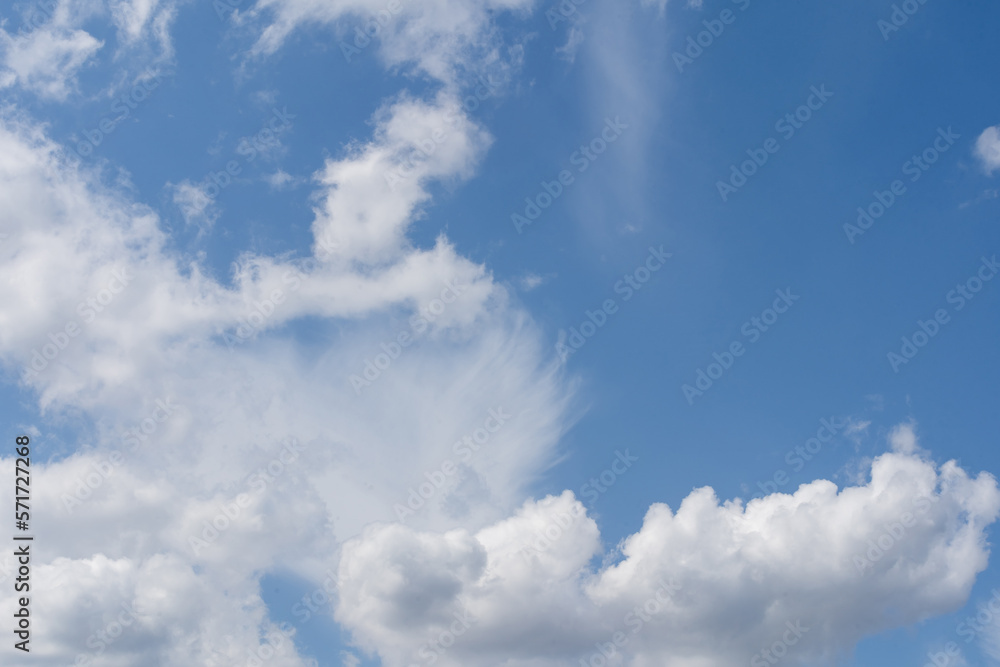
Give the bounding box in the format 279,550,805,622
1,0,1000,666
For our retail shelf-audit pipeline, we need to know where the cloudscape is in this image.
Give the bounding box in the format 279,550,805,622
0,1,999,666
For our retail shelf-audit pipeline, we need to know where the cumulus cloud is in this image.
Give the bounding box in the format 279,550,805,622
335,444,1000,667
975,125,1000,175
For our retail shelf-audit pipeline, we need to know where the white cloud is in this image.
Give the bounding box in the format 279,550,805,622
518,273,547,291
244,0,532,86
0,104,503,407
170,179,220,231
0,0,179,102
975,125,1000,175
1,105,998,666
0,50,572,657
266,168,297,189
0,3,997,666
310,91,492,266
0,451,321,666
959,187,999,209
561,0,666,244
110,0,165,44
335,444,1000,667
889,420,920,455
0,23,103,100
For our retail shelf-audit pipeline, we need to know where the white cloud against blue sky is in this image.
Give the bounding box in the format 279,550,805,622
0,1,999,666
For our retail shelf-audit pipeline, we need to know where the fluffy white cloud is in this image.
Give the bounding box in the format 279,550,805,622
311,91,492,266
975,125,1000,175
335,442,1000,667
0,450,323,666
